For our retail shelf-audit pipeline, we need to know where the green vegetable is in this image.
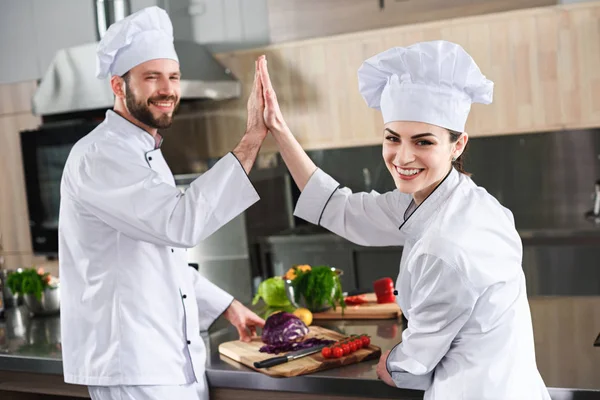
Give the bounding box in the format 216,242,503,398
252,277,292,307
7,268,52,301
291,266,345,313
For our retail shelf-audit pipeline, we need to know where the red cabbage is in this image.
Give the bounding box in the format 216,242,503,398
261,312,309,345
259,337,336,355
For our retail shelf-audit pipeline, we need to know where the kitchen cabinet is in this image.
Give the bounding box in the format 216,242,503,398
194,2,600,158
0,82,40,269
0,0,97,84
168,0,270,53
31,0,97,81
267,0,556,43
0,0,40,84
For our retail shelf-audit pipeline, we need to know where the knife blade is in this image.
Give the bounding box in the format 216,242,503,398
253,344,328,369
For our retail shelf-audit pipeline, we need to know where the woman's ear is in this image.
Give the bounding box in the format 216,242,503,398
453,132,469,158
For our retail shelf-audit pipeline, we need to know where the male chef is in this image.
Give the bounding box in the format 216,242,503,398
58,6,265,400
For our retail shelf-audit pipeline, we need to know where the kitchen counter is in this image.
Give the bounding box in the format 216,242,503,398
1,297,599,399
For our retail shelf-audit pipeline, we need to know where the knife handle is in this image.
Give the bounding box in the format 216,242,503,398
254,356,288,369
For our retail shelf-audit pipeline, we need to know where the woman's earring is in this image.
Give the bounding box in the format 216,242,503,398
452,156,457,162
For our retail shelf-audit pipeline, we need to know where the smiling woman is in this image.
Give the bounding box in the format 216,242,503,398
256,40,552,399
381,122,468,205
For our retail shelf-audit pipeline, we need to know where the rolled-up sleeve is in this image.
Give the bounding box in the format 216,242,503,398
294,168,410,247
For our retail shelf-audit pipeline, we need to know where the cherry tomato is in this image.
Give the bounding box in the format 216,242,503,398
353,339,363,350
361,335,371,348
332,347,344,358
346,341,355,352
341,343,350,356
321,347,332,359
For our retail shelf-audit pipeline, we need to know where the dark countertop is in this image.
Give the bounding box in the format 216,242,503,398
1,298,599,399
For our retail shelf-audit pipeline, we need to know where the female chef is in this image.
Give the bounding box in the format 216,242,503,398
256,41,551,400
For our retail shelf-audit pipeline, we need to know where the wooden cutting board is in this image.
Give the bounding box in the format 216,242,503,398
218,326,381,378
312,293,402,320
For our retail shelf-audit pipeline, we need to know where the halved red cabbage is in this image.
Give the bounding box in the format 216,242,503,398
261,312,309,345
259,337,336,355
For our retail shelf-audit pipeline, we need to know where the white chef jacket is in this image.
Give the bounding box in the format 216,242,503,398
295,168,551,400
58,110,259,386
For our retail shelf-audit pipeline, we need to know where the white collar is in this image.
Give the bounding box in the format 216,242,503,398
399,167,461,238
104,109,158,151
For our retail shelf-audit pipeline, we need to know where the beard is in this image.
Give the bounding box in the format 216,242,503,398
125,86,180,129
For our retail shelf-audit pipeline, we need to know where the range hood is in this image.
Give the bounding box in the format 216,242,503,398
32,0,241,116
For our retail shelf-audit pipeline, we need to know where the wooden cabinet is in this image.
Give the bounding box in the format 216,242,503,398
267,0,556,43
0,81,40,269
196,2,600,158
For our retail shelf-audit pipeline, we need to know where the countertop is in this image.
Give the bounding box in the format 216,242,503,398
1,297,599,399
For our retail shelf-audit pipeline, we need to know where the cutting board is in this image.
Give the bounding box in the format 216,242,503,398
312,293,402,320
218,326,381,378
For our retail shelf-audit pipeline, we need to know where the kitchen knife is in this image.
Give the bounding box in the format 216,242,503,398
253,344,328,369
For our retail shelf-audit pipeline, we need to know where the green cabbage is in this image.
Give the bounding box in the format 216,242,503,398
252,277,291,307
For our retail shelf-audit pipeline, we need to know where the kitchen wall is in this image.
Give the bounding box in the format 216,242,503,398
2,1,600,283
241,129,600,296
168,1,600,162
0,81,41,270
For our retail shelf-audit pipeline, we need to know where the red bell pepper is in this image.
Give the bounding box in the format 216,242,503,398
373,277,395,304
345,294,368,305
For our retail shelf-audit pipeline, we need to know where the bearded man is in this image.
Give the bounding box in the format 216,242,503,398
58,7,265,400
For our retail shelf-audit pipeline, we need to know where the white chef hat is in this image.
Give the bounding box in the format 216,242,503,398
95,6,179,79
357,40,493,132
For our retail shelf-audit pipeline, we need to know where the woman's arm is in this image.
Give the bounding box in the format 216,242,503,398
258,56,316,191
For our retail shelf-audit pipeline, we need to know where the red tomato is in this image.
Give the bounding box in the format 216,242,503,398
321,347,332,358
361,335,371,348
332,347,343,358
349,341,357,353
353,339,363,350
341,343,350,356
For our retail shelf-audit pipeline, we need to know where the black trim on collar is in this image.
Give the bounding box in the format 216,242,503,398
317,184,342,226
398,167,454,231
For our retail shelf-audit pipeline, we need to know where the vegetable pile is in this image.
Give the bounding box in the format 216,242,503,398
259,311,334,354
291,266,345,312
7,267,56,300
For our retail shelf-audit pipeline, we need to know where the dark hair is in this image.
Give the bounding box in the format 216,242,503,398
447,129,470,176
121,71,131,87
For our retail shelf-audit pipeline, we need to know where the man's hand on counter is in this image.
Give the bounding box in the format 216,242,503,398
376,350,396,387
223,299,265,343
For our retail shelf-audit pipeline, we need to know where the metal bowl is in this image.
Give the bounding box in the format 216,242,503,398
284,267,343,313
23,287,60,316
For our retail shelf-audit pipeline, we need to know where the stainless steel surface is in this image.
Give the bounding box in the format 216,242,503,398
1,269,22,308
22,287,60,317
94,0,131,41
283,268,344,313
32,1,241,116
0,299,598,398
287,344,328,360
584,180,600,224
464,129,600,231
254,344,328,369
